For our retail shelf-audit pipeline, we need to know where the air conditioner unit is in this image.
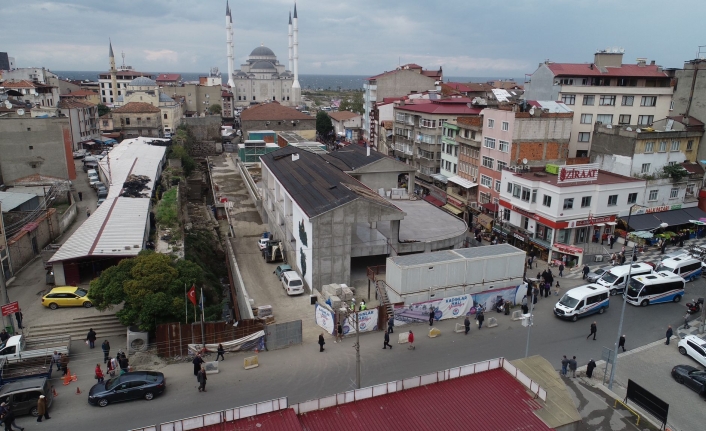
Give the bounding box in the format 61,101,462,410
472,177,477,182
470,202,479,209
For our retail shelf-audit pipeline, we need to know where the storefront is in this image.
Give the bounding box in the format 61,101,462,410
551,243,585,268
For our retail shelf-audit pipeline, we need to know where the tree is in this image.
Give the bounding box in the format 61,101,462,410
316,111,334,138
208,104,222,115
168,145,196,176
338,92,364,114
97,104,110,117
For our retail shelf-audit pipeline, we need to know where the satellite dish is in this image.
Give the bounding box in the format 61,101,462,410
529,107,535,115
636,128,641,133
16,109,25,116
4,100,11,109
522,158,528,165
625,127,632,131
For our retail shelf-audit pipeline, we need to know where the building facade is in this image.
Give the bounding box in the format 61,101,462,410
114,77,183,135
671,58,706,162
1,80,59,112
111,102,162,138
171,83,223,117
58,99,100,150
240,102,315,140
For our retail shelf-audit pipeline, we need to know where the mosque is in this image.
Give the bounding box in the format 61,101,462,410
226,1,301,107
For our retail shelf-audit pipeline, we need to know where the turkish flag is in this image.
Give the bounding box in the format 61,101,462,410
187,285,197,305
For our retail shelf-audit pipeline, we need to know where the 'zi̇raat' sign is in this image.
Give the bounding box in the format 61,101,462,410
557,163,599,184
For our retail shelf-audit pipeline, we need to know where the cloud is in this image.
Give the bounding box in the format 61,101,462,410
143,49,179,63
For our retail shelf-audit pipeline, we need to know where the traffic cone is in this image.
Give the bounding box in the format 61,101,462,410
71,374,78,382
63,371,71,386
76,387,81,395
52,387,58,397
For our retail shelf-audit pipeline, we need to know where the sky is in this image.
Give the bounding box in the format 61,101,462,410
2,0,705,78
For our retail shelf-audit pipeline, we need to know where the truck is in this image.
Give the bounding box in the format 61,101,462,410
0,357,53,386
262,240,284,263
0,335,70,363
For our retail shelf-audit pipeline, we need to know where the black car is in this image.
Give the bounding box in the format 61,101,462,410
671,365,706,397
88,371,165,407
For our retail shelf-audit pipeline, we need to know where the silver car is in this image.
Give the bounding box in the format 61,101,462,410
586,267,609,283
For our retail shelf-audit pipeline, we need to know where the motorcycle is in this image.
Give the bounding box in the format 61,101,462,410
686,298,704,315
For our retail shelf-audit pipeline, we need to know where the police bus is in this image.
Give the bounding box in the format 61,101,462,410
625,271,685,307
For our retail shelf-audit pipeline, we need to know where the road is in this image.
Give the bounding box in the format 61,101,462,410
12,275,703,431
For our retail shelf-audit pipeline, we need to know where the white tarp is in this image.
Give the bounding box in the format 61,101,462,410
315,304,335,335
187,330,265,354
343,308,378,334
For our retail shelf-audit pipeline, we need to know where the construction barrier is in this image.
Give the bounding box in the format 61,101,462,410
428,328,441,338
487,317,498,328
511,310,524,321
243,355,259,370
397,332,410,344
454,323,465,333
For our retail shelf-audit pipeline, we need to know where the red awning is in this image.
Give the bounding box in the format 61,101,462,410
423,195,444,207
481,202,497,212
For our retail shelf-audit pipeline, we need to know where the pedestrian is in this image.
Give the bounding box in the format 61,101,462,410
620,254,626,265
383,331,392,349
86,208,91,217
197,365,207,392
619,335,626,352
555,281,560,296
95,364,104,383
683,311,691,329
582,264,590,279
464,316,471,335
0,330,9,344
318,332,325,352
532,285,539,304
60,353,69,376
52,351,61,371
477,311,485,329
569,356,578,378
109,356,118,376
429,307,435,326
336,323,344,343
611,253,616,266
601,232,607,245
660,239,667,254
192,353,204,376
216,344,225,361
359,300,366,311
558,263,564,277
2,407,22,431
118,355,129,374
586,359,596,379
78,191,83,201
679,233,685,248
587,321,597,340
36,394,50,422
14,311,22,330
666,325,673,345
86,328,97,348
544,282,550,298
560,355,569,376
521,296,529,314
101,340,110,364
107,357,116,377
609,234,614,249
407,330,415,350
387,316,394,334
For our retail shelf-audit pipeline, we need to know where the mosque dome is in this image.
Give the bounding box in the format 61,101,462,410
129,77,157,87
249,46,276,57
250,61,276,71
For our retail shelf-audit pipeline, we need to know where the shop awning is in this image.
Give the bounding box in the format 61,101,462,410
447,175,477,189
684,207,706,220
594,223,605,227
431,174,448,183
481,202,497,213
477,213,493,230
423,195,444,207
442,204,463,215
623,214,661,231
652,210,692,227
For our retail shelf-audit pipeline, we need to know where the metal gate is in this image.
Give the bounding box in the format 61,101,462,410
265,320,302,350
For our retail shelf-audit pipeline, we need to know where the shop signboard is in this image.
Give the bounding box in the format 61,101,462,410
513,233,526,242
314,304,335,335
573,215,615,227
344,308,378,334
553,243,584,255
557,163,599,184
645,204,682,214
447,196,465,208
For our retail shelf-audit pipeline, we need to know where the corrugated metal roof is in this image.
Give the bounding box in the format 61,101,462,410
0,192,38,212
211,409,302,431
389,250,462,267
100,137,167,199
451,244,523,259
49,197,150,262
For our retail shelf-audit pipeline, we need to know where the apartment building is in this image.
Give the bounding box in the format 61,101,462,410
524,50,672,157
58,99,100,150
671,58,706,161
98,68,154,105
1,80,59,111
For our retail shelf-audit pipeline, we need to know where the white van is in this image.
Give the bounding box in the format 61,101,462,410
626,271,685,306
655,255,703,282
596,262,653,295
281,271,304,296
554,284,610,321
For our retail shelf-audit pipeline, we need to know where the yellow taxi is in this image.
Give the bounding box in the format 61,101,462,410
41,286,93,309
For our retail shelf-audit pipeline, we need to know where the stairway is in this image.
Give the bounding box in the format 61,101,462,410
376,280,395,318
26,314,126,341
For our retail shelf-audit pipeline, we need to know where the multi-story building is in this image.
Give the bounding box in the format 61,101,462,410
671,58,706,161
60,89,101,106
440,120,459,179
155,73,181,86
1,80,59,112
363,64,442,145
171,83,224,117
58,99,100,150
114,77,183,136
98,67,154,105
524,50,672,157
329,111,362,140
499,165,645,265
111,102,162,138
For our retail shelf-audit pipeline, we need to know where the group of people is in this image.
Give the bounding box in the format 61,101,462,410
560,355,597,379
192,353,208,392
51,351,70,376
535,269,559,298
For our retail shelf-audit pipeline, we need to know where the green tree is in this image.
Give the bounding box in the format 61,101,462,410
338,92,364,114
97,104,111,117
208,104,222,115
169,145,196,176
316,111,334,137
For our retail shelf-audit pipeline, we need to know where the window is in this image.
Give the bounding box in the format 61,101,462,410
507,182,513,193
607,195,618,206
641,96,657,107
648,189,658,201
495,180,501,192
487,119,495,129
498,140,509,153
670,188,679,199
580,114,593,124
559,78,574,85
668,161,677,166
581,196,591,208
125,118,130,125
521,188,531,202
621,96,634,106
583,95,595,105
542,195,552,207
644,142,654,153
482,156,494,169
658,141,667,152
619,114,631,125
163,113,168,119
531,190,537,203
578,132,590,142
512,184,521,198
670,100,674,111
497,161,507,171
480,175,492,188
561,94,575,105
687,140,694,151
687,183,696,195
638,115,654,126
563,198,574,209
627,193,638,204
641,163,651,173
670,141,680,152
503,209,510,221
483,137,496,149
599,95,616,106
501,121,509,131
596,114,613,125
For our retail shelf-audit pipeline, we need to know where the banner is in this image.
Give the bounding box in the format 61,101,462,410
315,304,335,335
343,308,378,335
187,330,265,354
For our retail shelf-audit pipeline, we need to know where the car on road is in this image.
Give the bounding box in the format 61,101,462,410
94,181,106,191
678,335,706,367
0,377,53,416
97,198,106,207
281,271,304,296
41,286,92,309
274,264,293,280
586,266,609,283
671,365,706,397
88,371,165,407
72,149,87,159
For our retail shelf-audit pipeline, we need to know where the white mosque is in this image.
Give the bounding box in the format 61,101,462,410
226,1,301,107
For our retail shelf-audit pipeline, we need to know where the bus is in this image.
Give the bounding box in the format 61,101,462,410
625,271,685,307
654,255,703,282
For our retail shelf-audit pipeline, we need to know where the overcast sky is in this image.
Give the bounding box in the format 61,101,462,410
3,0,705,78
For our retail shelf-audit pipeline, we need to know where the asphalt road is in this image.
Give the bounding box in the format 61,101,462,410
13,276,703,431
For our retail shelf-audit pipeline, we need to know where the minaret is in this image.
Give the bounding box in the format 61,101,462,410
109,40,118,105
288,12,293,72
292,3,301,105
226,1,235,87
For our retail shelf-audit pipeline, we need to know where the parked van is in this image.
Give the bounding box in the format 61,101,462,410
281,271,304,296
596,263,653,295
626,271,685,306
554,284,610,321
655,255,703,282
0,377,53,417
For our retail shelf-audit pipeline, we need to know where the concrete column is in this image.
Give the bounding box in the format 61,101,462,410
389,219,400,256
407,171,415,195
424,242,432,253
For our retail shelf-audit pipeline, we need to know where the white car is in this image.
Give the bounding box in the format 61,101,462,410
258,237,270,251
678,335,706,368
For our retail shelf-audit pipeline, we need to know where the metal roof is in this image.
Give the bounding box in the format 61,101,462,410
49,197,150,262
447,175,476,189
389,244,523,267
0,192,38,212
320,144,384,171
100,137,167,199
452,244,524,259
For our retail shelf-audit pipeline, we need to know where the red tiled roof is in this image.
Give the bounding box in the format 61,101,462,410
328,111,360,121
396,100,481,115
546,63,668,78
155,73,181,82
681,162,705,175
669,115,704,127
212,409,302,431
62,89,99,97
113,102,160,114
58,99,95,109
240,102,311,121
1,80,39,88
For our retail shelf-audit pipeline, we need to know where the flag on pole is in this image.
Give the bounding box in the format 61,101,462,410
187,285,197,305
199,289,204,310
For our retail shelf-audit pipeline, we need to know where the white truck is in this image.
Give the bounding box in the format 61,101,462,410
0,335,71,363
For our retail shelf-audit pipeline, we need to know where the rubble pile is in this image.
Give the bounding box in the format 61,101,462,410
121,175,150,197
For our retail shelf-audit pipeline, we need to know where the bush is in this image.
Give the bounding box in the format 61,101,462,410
156,188,178,228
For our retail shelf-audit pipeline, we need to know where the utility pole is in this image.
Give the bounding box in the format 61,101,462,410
525,282,535,358
0,271,7,330
355,311,361,389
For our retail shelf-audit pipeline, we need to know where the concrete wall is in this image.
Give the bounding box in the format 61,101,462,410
672,60,706,161
59,199,78,233
350,171,400,193
6,208,61,272
523,64,560,101
241,119,315,141
183,116,222,142
172,84,224,116
0,117,75,183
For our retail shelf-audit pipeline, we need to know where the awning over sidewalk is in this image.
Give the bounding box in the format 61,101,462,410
423,195,444,207
625,207,706,231
476,213,493,230
442,204,463,215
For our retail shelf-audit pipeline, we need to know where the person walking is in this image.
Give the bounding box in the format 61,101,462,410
109,356,118,377
192,353,204,377
336,323,344,343
582,264,590,280
407,330,415,350
555,281,561,296
107,357,116,377
464,316,471,335
660,239,667,255
586,359,596,379
197,365,207,392
383,331,392,349
36,394,50,422
216,344,225,361
52,351,61,371
86,328,97,348
521,296,529,314
558,263,564,277
95,364,104,383
118,354,129,374
587,321,597,340
78,191,83,201
666,325,673,345
14,311,22,330
477,311,485,329
387,316,394,334
2,407,23,431
560,355,569,376
101,340,110,364
429,308,435,326
318,332,325,352
618,335,626,352
60,353,69,376
569,356,578,378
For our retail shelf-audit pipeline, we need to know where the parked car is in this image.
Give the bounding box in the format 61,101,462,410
0,377,53,416
93,181,106,191
97,198,106,207
678,335,706,367
88,371,166,407
671,365,706,397
281,271,304,296
586,267,609,283
41,286,92,309
97,189,108,199
274,264,293,280
72,150,87,159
